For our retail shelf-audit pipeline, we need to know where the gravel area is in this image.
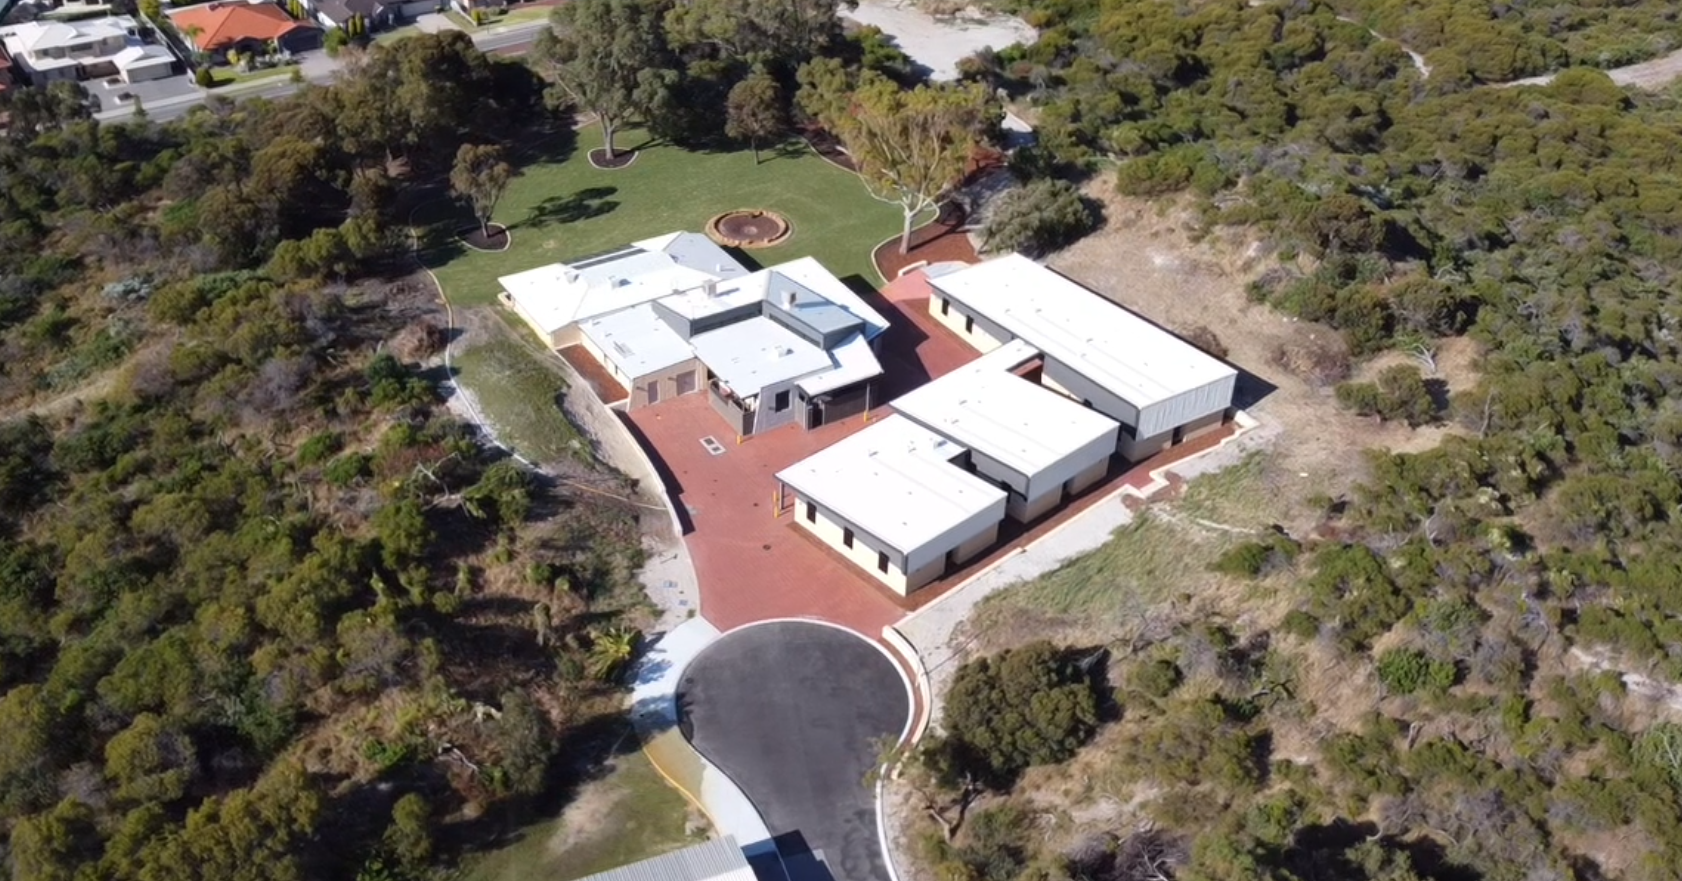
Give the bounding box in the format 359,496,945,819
843,0,1036,80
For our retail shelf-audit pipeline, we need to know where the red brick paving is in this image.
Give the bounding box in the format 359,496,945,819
614,270,1244,637
559,345,628,403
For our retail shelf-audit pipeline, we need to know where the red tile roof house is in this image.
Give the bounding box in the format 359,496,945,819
167,1,323,64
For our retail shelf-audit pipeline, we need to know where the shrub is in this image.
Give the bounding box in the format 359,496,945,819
297,432,342,466
1211,533,1300,578
1176,323,1228,360
1130,659,1183,700
1336,364,1438,426
323,453,371,487
979,180,1099,258
325,28,350,57
1375,648,1457,696
194,67,214,88
1280,610,1321,641
933,641,1100,786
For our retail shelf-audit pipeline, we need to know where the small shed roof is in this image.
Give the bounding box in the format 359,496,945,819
778,415,1007,556
891,339,1119,478
928,255,1235,408
573,836,756,881
498,233,748,335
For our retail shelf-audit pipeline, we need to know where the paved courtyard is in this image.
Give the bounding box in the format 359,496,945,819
619,270,1241,635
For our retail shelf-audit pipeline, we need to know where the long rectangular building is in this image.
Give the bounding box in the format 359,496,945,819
776,415,1008,594
891,339,1120,523
926,254,1237,461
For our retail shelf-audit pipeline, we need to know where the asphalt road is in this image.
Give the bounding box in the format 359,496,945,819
93,22,543,124
678,623,910,881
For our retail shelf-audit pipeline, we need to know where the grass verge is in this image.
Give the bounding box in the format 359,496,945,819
462,749,703,881
413,126,902,307
451,310,591,465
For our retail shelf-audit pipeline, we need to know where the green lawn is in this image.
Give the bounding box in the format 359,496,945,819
212,64,298,87
451,311,591,465
414,126,904,307
462,749,703,881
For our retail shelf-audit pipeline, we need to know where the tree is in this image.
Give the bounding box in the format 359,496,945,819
382,793,432,870
449,143,513,238
663,0,851,64
725,66,786,164
933,641,1099,787
979,179,1099,257
104,714,199,804
585,625,640,681
823,74,991,254
533,0,676,160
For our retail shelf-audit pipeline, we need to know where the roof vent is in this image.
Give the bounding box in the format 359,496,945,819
565,270,579,284
703,278,719,297
782,290,798,309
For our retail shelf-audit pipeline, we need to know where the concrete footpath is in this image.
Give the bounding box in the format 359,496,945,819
630,618,773,848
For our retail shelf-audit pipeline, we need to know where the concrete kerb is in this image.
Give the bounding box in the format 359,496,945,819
890,409,1264,743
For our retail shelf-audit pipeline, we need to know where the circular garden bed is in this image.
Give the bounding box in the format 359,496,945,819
588,148,639,170
457,223,511,252
705,209,793,249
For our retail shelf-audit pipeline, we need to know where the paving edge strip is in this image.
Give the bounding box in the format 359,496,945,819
629,618,772,845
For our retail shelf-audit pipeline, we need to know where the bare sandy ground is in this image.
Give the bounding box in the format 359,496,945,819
843,0,1036,80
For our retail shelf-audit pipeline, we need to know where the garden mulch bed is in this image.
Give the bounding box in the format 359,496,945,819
802,127,857,173
872,201,979,281
458,223,510,252
588,148,639,170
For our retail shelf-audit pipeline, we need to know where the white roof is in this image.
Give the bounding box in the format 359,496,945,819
798,330,882,396
767,255,891,339
777,415,1007,555
930,254,1237,407
575,835,755,881
689,317,832,394
0,15,133,53
498,233,748,335
891,339,1118,477
579,304,693,379
113,44,174,69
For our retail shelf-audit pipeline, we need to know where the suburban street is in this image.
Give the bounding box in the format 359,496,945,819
92,18,548,123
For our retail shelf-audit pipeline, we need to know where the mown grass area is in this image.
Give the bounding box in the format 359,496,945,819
450,310,591,465
413,125,903,307
462,750,702,881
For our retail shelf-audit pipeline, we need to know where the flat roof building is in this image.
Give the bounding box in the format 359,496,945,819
926,255,1237,460
777,415,1008,594
574,835,756,881
891,339,1121,523
504,233,888,437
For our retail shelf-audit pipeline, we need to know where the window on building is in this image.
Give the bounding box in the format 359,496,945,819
644,379,661,404
805,501,816,523
877,551,890,573
773,389,790,411
940,298,951,316
843,527,855,549
675,370,697,395
964,315,975,334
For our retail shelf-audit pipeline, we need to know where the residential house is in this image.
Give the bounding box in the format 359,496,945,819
0,14,177,84
168,1,322,62
307,0,399,32
499,232,891,436
0,45,13,93
449,0,504,19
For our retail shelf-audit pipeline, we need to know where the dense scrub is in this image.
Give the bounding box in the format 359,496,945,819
0,33,653,881
911,2,1682,880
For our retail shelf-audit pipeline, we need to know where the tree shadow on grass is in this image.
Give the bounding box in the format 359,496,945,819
519,187,620,230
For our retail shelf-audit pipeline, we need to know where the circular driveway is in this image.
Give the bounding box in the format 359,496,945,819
678,622,910,881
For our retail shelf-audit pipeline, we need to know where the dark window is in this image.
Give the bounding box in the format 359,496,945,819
675,370,697,395
805,501,816,523
773,390,790,411
940,297,951,315
964,315,975,334
877,551,890,573
843,527,855,548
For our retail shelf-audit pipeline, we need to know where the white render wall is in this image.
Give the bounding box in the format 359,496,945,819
788,491,1003,594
